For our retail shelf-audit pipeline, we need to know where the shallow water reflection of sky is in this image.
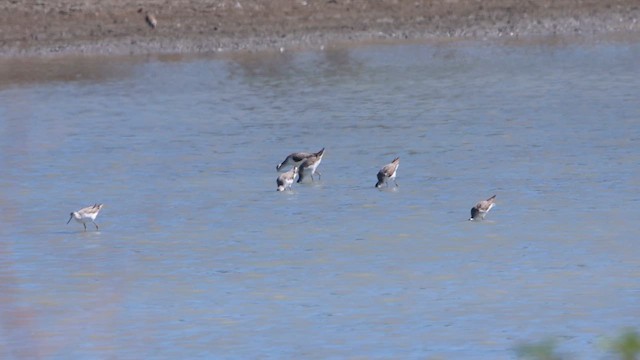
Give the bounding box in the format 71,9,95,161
1,39,639,359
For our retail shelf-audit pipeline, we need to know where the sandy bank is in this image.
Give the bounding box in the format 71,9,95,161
1,0,639,57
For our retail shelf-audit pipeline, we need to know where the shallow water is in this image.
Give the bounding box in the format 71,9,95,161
1,39,639,359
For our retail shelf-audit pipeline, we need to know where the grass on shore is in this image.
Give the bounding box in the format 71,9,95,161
515,329,640,360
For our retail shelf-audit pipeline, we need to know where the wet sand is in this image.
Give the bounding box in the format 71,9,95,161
1,0,639,57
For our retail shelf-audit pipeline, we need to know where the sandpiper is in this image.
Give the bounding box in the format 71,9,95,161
67,204,104,231
276,150,319,171
138,8,157,29
297,148,325,183
145,13,157,29
469,195,496,221
277,166,298,191
375,157,400,188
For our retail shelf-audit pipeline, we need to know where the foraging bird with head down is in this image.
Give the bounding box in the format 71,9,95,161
276,149,323,172
296,148,325,183
469,195,496,221
375,157,400,188
67,203,104,231
277,166,298,191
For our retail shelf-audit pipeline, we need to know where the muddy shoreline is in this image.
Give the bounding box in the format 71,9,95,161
1,0,639,58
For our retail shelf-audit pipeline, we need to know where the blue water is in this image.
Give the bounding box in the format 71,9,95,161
1,39,639,359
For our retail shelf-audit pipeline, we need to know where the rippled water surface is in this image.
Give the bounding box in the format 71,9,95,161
1,39,639,359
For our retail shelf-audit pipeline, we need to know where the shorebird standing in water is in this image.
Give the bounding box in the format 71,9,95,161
469,195,496,221
375,157,400,188
276,149,321,171
277,166,298,191
67,204,104,231
297,148,325,183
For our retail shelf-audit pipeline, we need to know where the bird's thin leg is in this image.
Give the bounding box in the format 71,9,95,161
394,180,399,187
83,223,87,231
316,170,322,180
93,221,99,230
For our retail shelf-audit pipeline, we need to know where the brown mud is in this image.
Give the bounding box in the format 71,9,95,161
1,0,639,57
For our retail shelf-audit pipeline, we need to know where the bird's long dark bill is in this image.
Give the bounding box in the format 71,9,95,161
66,215,72,224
